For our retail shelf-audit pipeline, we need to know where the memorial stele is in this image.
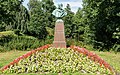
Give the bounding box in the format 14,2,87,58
52,4,67,48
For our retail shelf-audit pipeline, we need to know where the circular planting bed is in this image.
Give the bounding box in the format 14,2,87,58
1,45,116,75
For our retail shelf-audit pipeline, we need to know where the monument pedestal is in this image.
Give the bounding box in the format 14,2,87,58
53,21,66,48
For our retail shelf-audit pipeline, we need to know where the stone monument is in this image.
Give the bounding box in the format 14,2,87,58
52,4,67,48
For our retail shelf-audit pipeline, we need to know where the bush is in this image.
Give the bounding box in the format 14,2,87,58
111,44,120,53
66,39,85,47
3,36,42,51
14,29,21,35
0,46,6,52
0,31,53,52
66,39,95,51
0,31,16,45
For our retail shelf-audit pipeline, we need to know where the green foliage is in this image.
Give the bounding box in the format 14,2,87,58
27,0,55,39
0,46,6,52
0,31,52,52
0,31,16,44
66,39,84,47
28,0,47,39
0,0,27,31
112,29,120,52
0,0,120,53
0,22,6,32
14,5,30,34
82,0,120,51
73,8,85,41
4,48,112,74
3,36,41,51
41,0,56,28
46,27,54,37
66,38,95,51
63,4,75,38
111,44,120,53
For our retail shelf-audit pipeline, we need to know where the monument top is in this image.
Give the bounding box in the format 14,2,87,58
52,4,67,19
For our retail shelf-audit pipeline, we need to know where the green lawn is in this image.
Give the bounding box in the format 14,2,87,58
0,50,28,68
94,51,120,74
0,50,120,75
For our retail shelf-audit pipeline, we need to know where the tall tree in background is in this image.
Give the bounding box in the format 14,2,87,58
73,8,85,41
41,0,56,28
28,0,56,39
0,0,23,31
28,0,47,39
82,0,120,50
15,4,30,33
41,0,56,38
63,4,74,38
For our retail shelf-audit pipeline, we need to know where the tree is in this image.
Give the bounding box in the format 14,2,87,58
0,0,23,31
41,0,56,28
15,4,30,33
82,0,120,50
73,8,85,41
63,4,74,38
28,0,56,39
28,0,47,39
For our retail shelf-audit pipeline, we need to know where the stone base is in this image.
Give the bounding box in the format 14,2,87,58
53,21,66,48
53,41,66,48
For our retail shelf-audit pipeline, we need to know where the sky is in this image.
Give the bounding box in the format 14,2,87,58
22,0,83,13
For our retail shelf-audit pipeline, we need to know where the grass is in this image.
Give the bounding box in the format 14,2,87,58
0,50,28,68
0,50,120,75
94,51,120,74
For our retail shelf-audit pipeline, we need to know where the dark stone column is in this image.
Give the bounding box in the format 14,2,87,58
53,21,66,48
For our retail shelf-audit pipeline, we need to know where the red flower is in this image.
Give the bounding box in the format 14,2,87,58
26,51,32,56
31,50,36,53
36,48,41,51
2,65,9,71
102,61,110,69
92,54,99,61
40,47,45,50
70,45,74,49
77,47,84,54
9,62,14,65
94,55,102,63
44,45,48,49
70,45,113,72
88,52,94,58
13,58,19,64
19,56,24,59
98,59,104,66
74,46,78,50
23,53,31,58
82,48,89,55
1,44,51,72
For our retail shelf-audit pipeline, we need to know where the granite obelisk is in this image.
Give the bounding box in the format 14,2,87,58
52,4,67,48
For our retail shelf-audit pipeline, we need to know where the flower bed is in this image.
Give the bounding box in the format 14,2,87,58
0,46,115,75
0,44,51,72
70,45,115,74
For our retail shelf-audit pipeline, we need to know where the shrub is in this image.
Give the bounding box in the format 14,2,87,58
111,44,120,53
0,31,52,52
0,46,6,52
66,39,84,47
66,39,95,51
14,29,21,35
3,36,42,51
